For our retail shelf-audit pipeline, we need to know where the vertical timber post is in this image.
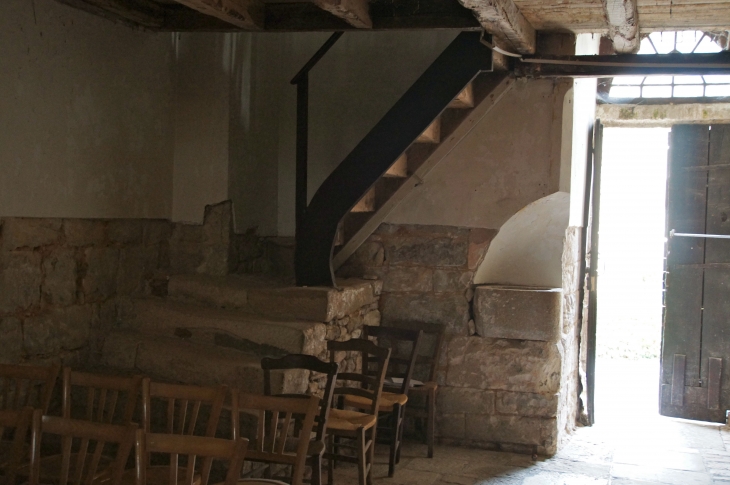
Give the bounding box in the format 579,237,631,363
296,75,309,238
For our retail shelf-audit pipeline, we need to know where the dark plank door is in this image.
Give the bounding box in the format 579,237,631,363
661,124,730,423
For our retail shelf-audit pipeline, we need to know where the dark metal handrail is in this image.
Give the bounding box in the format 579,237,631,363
291,32,344,239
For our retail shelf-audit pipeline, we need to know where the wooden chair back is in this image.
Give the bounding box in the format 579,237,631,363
29,410,137,485
327,339,391,417
388,322,445,383
142,379,226,437
362,326,423,395
0,406,33,485
136,431,248,485
63,368,142,425
261,354,338,441
0,363,60,413
232,393,319,485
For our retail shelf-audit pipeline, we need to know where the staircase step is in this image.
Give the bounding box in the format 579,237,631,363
167,274,378,322
351,187,376,212
375,177,406,208
384,154,408,178
415,117,441,144
448,83,474,109
100,330,307,394
127,298,327,357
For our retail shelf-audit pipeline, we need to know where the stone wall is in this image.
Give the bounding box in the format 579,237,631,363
0,217,171,365
338,223,576,456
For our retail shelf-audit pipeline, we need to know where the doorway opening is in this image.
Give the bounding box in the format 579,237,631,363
594,126,670,426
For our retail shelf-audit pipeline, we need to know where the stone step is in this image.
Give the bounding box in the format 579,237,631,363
100,330,308,395
167,274,379,323
126,298,327,358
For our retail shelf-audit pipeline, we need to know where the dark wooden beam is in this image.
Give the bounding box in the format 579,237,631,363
515,52,730,78
173,0,264,29
456,0,536,54
312,0,372,28
264,0,480,31
55,0,165,28
603,0,640,53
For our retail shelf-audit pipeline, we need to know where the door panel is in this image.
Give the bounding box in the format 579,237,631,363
661,124,730,423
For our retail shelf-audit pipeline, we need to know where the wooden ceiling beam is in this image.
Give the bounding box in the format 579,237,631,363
603,0,640,53
173,0,264,30
312,0,372,28
457,0,536,54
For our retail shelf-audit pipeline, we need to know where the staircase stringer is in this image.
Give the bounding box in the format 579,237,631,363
332,73,515,270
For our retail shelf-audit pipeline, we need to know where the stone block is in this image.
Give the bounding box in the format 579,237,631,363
83,248,119,302
363,310,381,327
107,220,143,245
446,336,561,393
433,270,473,292
23,305,92,355
171,224,204,244
380,292,469,336
383,267,433,292
63,219,106,247
467,228,497,270
92,300,119,332
473,286,562,342
437,387,495,415
117,246,158,296
0,251,42,312
144,220,173,246
100,330,140,368
169,242,203,274
495,391,558,417
436,413,466,440
1,218,62,250
464,414,546,446
202,201,233,246
376,224,469,239
42,248,77,306
0,317,23,363
386,237,467,267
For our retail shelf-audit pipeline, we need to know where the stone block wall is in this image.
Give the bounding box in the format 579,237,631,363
0,217,171,365
338,223,573,456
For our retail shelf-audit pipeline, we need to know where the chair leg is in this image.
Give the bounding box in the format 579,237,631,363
388,405,400,476
367,427,377,485
327,434,335,485
427,388,436,459
356,427,367,485
396,405,406,464
312,454,322,485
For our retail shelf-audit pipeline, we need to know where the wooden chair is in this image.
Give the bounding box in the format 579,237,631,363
390,322,444,458
135,431,249,485
23,369,145,482
261,354,338,485
345,327,422,477
28,411,137,485
0,407,33,485
325,339,390,485
0,363,60,412
232,392,320,485
138,379,227,485
62,368,142,424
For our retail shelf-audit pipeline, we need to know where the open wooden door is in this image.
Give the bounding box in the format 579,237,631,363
661,124,730,423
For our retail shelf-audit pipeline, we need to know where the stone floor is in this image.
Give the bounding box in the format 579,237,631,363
330,359,730,484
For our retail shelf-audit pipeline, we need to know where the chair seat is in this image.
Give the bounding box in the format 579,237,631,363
327,409,377,432
343,392,408,412
120,466,201,485
17,453,113,483
408,381,438,394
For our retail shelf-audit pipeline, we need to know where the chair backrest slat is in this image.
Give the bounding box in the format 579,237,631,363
29,411,137,485
143,379,226,438
137,431,249,485
363,326,423,395
63,368,142,425
0,363,60,413
0,407,33,485
261,354,339,442
327,338,391,416
233,392,319,485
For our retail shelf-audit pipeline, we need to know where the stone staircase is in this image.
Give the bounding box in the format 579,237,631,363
100,274,381,394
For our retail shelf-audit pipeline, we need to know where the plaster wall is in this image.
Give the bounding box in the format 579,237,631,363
474,192,570,287
385,79,569,229
0,0,175,219
233,31,458,236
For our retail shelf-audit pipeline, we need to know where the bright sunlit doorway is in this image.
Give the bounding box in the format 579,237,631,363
594,127,670,427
